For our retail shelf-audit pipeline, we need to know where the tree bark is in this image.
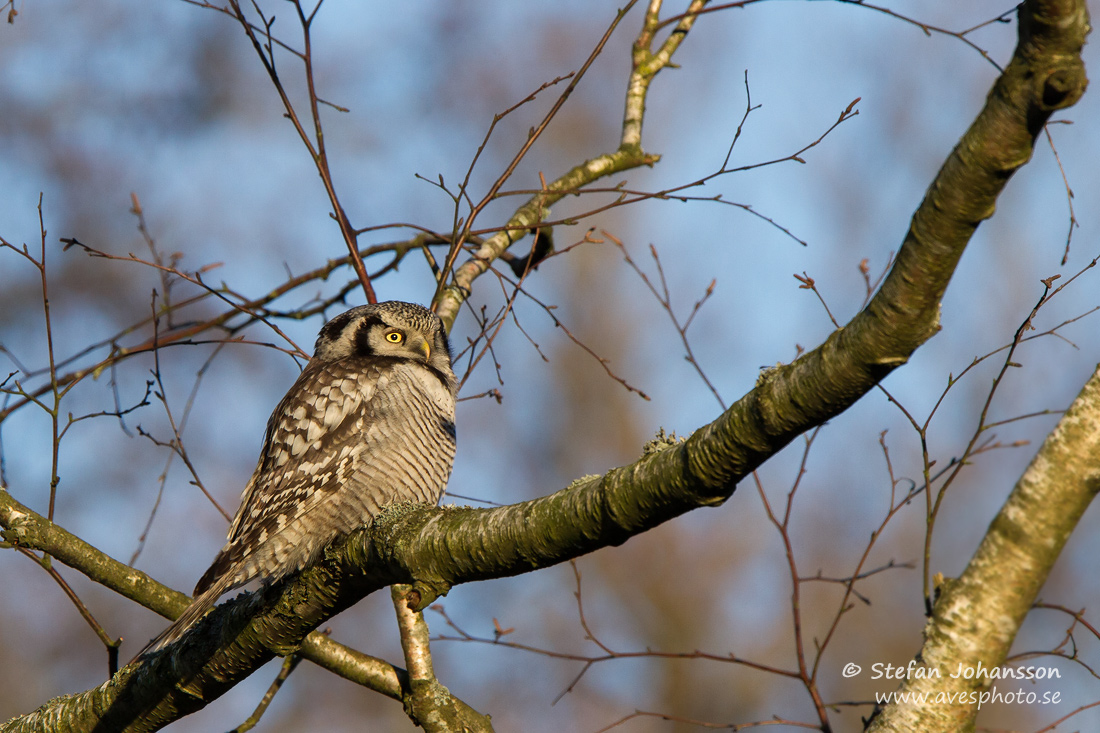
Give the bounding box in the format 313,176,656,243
867,362,1100,732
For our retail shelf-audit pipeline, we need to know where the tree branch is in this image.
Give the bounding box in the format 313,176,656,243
391,585,494,732
867,361,1100,731
433,0,665,330
0,487,411,722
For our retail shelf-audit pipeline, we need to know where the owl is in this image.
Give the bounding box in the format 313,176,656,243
140,301,457,655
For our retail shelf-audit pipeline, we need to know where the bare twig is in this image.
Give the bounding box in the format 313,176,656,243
611,233,724,407
753,428,833,731
227,654,302,733
222,0,375,302
16,546,122,675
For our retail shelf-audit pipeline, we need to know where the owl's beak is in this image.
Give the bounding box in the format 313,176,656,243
419,340,431,361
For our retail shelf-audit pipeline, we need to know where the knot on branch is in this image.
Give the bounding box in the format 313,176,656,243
1040,64,1088,110
1016,0,1091,113
395,579,449,612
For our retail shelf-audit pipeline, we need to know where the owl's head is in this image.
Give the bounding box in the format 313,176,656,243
313,301,455,390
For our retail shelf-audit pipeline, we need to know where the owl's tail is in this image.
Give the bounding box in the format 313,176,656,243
132,571,237,661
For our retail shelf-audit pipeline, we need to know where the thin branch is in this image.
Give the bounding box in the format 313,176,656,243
227,654,302,733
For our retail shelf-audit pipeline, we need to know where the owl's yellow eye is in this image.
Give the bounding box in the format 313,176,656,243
385,331,404,344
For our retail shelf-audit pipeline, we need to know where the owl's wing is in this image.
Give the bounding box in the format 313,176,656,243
230,361,377,536
195,357,455,597
195,359,382,594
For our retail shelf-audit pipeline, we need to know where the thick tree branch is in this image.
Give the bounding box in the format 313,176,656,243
0,489,409,692
867,362,1100,732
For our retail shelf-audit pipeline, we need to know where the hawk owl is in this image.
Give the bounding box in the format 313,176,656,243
140,301,457,655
